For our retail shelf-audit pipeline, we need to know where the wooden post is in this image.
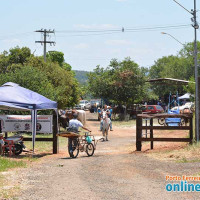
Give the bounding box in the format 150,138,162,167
189,116,193,144
198,76,200,141
53,110,58,154
5,132,8,139
136,116,142,151
150,118,153,149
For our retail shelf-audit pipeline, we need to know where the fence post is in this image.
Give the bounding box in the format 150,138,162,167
189,115,193,144
53,110,58,154
136,115,142,151
150,118,153,149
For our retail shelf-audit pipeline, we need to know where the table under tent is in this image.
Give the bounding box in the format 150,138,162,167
0,82,58,153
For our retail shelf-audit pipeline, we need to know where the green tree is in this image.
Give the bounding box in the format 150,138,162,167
46,51,64,66
88,58,148,105
0,66,55,100
26,56,79,108
0,47,80,108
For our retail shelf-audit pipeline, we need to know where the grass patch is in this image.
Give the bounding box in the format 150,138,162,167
20,133,68,153
0,157,26,172
112,119,136,127
177,157,200,163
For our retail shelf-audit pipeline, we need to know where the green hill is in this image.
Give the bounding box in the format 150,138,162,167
73,70,89,85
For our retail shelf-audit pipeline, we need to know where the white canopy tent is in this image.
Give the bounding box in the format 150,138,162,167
0,82,57,152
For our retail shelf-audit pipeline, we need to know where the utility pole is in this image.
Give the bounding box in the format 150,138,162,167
35,29,56,62
193,0,199,142
173,0,199,142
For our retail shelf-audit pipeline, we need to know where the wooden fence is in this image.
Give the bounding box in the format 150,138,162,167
136,113,193,151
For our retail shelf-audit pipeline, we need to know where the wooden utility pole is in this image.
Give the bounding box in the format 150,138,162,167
35,29,56,62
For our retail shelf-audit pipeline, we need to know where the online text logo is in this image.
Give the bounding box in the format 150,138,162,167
166,175,200,192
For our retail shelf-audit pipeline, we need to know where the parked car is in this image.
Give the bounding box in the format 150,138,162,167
171,102,194,113
84,102,91,110
79,100,90,110
89,99,101,113
141,105,164,114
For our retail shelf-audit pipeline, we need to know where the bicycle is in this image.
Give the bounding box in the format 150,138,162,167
68,132,96,158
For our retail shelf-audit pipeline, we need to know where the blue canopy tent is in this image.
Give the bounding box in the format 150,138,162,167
0,82,57,152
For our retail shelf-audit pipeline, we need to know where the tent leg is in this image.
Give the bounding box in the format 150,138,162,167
32,110,37,153
53,110,58,154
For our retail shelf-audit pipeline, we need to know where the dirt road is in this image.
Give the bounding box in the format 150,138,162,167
17,112,200,200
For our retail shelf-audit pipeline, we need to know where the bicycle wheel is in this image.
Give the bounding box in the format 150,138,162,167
158,118,165,125
68,138,79,158
86,143,94,157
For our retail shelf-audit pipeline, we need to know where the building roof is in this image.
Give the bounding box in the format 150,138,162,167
146,78,194,85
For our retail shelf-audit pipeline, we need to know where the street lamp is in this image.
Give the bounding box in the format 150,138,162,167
173,0,199,142
161,32,184,46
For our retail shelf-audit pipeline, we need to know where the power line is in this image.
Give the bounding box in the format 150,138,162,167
56,24,191,34
55,24,191,37
35,29,56,62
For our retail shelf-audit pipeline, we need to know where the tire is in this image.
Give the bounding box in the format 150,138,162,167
14,144,23,155
68,139,79,158
86,143,94,157
158,118,165,126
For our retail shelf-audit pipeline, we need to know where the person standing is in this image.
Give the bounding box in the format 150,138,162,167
108,106,113,131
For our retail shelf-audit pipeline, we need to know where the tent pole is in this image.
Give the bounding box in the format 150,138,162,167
53,109,58,154
32,109,37,153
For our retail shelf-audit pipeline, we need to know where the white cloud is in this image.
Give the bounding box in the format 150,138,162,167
73,24,118,30
73,43,89,50
105,39,132,46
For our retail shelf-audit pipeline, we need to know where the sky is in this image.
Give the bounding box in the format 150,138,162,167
0,0,199,71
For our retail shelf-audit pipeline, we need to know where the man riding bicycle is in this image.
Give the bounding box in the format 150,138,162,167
68,112,91,157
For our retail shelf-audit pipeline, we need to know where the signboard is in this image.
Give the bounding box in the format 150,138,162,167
0,115,53,133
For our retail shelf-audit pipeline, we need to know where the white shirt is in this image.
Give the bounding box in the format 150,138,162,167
69,119,83,132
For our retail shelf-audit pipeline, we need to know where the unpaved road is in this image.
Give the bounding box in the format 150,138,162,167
16,113,200,200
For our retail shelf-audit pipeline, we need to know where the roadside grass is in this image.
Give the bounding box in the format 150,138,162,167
112,119,136,127
0,173,20,200
148,142,200,163
0,157,26,172
12,132,68,153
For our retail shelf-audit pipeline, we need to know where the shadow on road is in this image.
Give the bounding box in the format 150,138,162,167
60,154,103,160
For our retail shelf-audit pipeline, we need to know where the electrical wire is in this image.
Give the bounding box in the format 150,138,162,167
55,24,191,37
0,23,192,40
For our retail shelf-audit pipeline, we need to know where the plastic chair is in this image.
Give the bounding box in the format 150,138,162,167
2,139,15,156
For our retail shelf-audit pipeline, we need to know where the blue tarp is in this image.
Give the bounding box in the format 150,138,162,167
166,109,181,126
0,82,57,152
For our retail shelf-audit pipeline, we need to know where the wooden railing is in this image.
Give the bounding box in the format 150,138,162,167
136,113,193,151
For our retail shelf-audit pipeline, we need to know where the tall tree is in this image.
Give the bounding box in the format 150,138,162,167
88,58,148,105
